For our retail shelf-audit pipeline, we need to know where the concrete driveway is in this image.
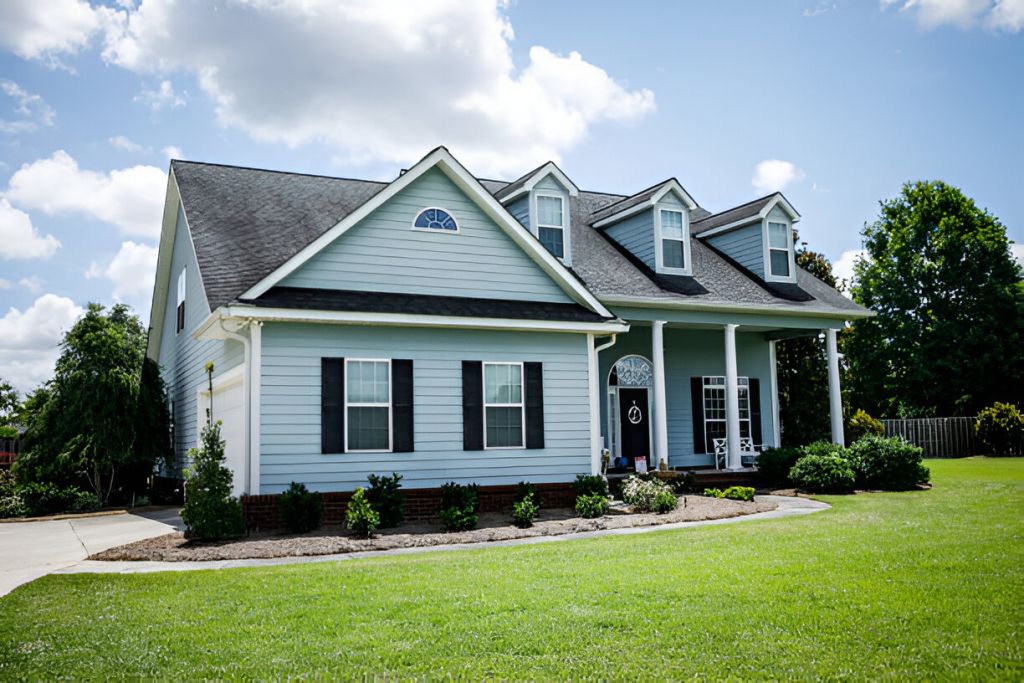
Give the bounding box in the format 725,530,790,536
0,508,182,597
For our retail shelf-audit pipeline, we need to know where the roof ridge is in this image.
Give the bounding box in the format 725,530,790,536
170,159,390,185
590,177,678,214
692,192,779,222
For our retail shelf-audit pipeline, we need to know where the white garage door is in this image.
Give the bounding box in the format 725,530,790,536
198,372,247,497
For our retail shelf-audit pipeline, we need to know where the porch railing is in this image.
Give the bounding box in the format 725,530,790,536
880,417,979,458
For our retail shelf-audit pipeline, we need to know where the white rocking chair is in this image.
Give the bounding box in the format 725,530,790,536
713,437,760,470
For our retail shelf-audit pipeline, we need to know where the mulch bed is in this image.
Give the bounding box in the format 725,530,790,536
91,495,777,562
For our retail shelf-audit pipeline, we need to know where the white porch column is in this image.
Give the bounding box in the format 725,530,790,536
248,319,263,495
826,328,845,445
769,340,781,448
724,324,741,470
651,321,669,469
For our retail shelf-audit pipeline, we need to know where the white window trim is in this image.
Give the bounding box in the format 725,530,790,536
762,218,797,283
654,204,692,276
482,361,526,451
530,189,571,266
410,206,460,234
175,267,186,334
702,376,751,446
343,358,393,453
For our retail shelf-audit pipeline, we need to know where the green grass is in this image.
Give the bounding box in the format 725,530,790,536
1,458,1022,680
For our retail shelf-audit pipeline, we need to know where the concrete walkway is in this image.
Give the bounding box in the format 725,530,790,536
0,508,183,596
42,495,829,581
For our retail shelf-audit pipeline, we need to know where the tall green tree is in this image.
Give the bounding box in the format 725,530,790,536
846,181,1023,417
0,378,18,427
15,304,172,503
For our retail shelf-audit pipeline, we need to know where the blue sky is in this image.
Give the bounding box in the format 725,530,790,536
0,0,1021,393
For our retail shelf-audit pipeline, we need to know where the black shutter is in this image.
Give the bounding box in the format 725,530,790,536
690,377,706,454
525,362,544,449
321,358,344,453
749,378,763,446
392,359,414,453
462,361,483,451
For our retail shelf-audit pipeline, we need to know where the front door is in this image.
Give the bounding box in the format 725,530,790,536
618,388,651,470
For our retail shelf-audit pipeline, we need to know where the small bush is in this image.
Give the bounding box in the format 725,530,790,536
440,482,479,532
703,488,725,498
16,482,93,516
345,487,379,538
180,421,246,541
668,471,697,494
722,486,755,502
366,472,405,527
511,493,538,528
572,474,608,499
976,402,1024,456
756,447,803,487
515,480,542,507
847,409,884,443
621,475,673,513
849,435,929,490
0,425,17,440
652,488,678,514
70,490,101,512
278,481,324,533
789,454,856,493
0,493,26,518
803,440,850,459
575,493,609,518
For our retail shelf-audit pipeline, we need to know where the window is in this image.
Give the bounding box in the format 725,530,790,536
484,362,524,449
767,221,791,278
702,376,751,447
536,194,565,258
413,207,458,232
175,268,186,333
345,359,391,452
660,209,687,270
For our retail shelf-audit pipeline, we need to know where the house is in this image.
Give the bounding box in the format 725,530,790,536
147,147,870,501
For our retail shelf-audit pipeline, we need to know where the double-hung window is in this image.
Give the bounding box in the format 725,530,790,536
175,268,186,333
536,194,565,259
767,222,791,278
484,362,524,449
702,376,750,446
660,209,687,271
345,359,391,452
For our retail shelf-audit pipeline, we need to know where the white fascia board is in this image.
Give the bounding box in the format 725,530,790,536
196,305,630,337
651,181,698,211
764,193,800,222
600,295,875,320
239,147,612,319
145,172,183,362
498,162,580,203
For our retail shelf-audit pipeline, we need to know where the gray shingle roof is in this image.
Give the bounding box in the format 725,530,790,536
491,162,548,201
690,194,776,234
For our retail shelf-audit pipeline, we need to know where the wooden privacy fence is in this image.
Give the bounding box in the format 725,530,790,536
880,417,978,458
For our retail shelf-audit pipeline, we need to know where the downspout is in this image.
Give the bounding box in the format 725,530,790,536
589,333,618,475
217,317,252,495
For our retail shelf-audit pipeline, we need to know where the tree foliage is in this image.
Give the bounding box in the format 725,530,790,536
0,378,18,427
846,181,1023,417
14,303,172,503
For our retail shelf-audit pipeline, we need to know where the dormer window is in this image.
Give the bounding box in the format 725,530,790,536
767,221,792,279
536,193,565,259
654,203,691,275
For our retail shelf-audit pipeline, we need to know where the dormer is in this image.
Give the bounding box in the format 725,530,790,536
496,162,579,266
589,179,699,276
692,193,800,284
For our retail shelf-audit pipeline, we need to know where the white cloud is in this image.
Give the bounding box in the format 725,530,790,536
0,80,56,133
752,160,806,194
109,134,148,152
0,0,121,69
98,0,655,175
833,249,868,289
0,198,61,260
162,145,183,159
18,276,44,293
1011,242,1024,267
5,150,166,237
85,240,158,305
882,0,1023,32
804,2,837,17
0,294,84,393
134,79,184,111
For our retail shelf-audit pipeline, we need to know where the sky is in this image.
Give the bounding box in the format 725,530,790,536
0,0,1022,395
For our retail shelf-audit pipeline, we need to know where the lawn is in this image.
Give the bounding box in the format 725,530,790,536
1,458,1021,680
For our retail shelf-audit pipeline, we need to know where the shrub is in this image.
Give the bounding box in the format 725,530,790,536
789,454,856,493
278,481,324,533
511,493,538,528
345,487,379,538
652,488,678,514
16,482,95,516
70,490,101,512
722,486,755,502
756,447,803,487
848,409,884,442
703,487,725,498
849,435,930,490
575,493,608,518
366,472,405,528
668,471,697,494
0,425,17,440
515,480,542,507
0,470,26,518
976,402,1024,456
621,475,673,513
180,421,245,541
802,440,850,459
572,474,608,499
440,482,479,532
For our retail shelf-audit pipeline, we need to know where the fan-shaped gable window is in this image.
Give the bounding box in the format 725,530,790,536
413,207,458,232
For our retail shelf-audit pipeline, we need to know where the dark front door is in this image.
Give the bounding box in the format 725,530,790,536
618,388,650,469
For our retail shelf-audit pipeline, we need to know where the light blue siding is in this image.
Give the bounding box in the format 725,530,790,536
506,195,529,229
280,167,573,304
707,222,764,277
534,175,565,192
605,208,655,270
157,204,243,474
598,326,775,468
259,323,592,493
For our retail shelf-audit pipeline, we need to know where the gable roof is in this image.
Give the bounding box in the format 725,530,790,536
691,192,800,236
493,161,579,202
588,178,698,227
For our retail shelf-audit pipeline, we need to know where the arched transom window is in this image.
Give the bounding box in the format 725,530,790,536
413,207,458,232
609,355,653,388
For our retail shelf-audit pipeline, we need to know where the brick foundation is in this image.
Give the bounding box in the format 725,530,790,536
242,482,576,532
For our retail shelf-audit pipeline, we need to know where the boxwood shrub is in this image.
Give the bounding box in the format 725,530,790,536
278,481,323,533
789,454,856,493
756,447,802,487
440,482,479,532
975,402,1024,456
575,493,608,518
366,472,405,528
572,474,608,499
849,435,929,490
